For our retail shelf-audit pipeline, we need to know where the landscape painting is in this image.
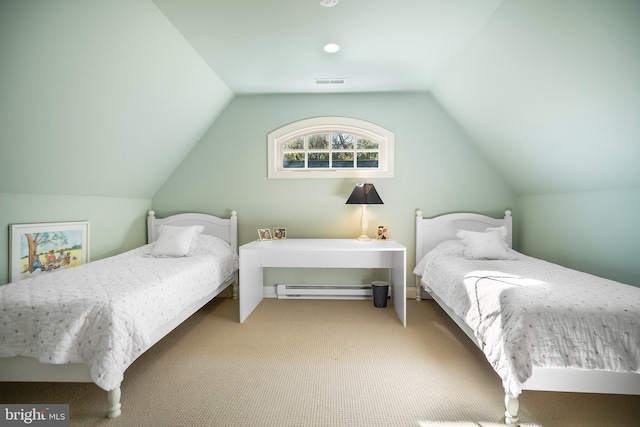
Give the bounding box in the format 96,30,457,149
9,221,90,283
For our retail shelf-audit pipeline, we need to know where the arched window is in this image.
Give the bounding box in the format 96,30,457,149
268,117,394,179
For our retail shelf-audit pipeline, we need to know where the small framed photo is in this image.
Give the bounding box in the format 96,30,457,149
273,227,286,240
376,225,389,240
9,221,90,282
257,228,272,241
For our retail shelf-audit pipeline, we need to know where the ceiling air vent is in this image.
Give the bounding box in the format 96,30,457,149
315,78,346,85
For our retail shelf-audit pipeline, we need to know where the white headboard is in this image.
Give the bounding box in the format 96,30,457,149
147,210,238,252
415,210,512,264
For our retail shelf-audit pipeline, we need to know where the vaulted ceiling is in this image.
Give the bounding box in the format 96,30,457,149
152,0,640,195
1,0,638,198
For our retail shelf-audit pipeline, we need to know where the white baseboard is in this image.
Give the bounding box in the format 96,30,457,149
263,285,421,300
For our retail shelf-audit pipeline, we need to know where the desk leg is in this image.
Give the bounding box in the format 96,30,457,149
239,252,264,323
391,251,406,327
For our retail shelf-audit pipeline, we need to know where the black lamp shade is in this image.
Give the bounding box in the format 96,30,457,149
345,183,384,205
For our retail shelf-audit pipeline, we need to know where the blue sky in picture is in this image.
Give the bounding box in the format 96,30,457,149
20,229,84,258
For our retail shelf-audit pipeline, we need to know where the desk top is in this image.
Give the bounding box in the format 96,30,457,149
239,238,405,252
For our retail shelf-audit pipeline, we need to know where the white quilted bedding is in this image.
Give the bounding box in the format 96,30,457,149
414,240,640,396
0,235,238,391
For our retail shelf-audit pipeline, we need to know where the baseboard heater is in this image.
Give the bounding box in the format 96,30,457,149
276,284,373,300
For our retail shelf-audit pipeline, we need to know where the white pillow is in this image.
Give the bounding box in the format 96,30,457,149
484,226,508,242
188,225,206,251
151,225,204,257
456,229,512,260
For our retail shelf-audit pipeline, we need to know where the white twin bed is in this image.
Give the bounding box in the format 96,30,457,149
0,210,238,418
413,209,640,425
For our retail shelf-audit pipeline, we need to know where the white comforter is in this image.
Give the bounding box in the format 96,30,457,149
0,235,238,391
414,241,640,396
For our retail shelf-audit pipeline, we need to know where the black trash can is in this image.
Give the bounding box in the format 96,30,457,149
372,281,389,308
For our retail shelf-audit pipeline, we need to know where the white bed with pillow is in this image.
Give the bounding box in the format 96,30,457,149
0,210,238,418
413,210,640,425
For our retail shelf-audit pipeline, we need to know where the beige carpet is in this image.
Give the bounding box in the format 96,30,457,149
1,298,638,426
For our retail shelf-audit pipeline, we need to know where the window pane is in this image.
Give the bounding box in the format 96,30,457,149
332,152,354,168
268,116,394,178
283,152,305,169
357,138,379,149
308,134,329,149
283,137,304,150
332,133,354,149
357,152,379,168
308,152,329,168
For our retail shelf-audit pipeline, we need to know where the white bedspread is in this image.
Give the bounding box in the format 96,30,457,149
414,241,640,396
0,236,238,391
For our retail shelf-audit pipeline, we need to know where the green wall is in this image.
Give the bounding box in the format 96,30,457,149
0,0,219,286
0,0,233,198
516,188,640,286
0,193,150,285
152,92,516,290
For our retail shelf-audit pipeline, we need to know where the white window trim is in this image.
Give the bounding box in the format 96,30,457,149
268,116,395,179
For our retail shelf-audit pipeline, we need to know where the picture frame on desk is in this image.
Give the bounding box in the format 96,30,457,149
377,225,388,240
257,228,272,241
273,227,286,240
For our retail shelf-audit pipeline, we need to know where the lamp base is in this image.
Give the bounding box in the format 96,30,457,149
356,234,371,241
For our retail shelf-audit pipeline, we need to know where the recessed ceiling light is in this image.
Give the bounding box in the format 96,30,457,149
323,43,340,53
320,0,339,7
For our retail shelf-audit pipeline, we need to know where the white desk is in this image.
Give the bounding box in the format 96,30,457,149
239,239,406,326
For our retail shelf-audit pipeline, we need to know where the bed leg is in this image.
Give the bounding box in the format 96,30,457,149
232,283,239,299
415,276,422,301
107,386,122,419
504,394,519,425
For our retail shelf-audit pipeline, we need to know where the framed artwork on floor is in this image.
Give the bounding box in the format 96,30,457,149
9,221,90,283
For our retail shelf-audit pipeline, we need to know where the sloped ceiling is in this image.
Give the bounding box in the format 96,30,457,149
432,0,640,194
0,0,233,198
1,0,638,198
152,0,640,196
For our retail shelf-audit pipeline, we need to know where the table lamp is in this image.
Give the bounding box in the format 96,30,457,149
346,183,383,241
